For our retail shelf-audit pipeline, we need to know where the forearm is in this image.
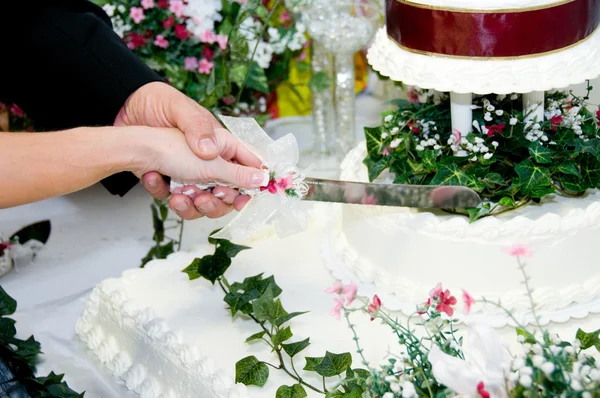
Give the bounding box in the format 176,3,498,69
0,128,143,208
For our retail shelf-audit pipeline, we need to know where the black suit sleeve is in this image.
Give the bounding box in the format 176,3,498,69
0,0,164,196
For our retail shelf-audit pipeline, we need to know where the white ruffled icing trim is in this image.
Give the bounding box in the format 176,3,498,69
367,27,600,94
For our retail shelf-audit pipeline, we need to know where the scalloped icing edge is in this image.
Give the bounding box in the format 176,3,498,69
367,27,600,94
75,259,249,398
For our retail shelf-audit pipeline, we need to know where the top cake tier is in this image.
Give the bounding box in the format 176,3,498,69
367,0,600,94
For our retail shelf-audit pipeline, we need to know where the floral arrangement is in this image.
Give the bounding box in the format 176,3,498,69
0,101,34,132
184,234,600,397
363,82,600,221
98,0,309,123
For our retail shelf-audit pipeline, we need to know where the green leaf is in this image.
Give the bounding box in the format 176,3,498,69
556,162,581,177
208,229,223,245
271,326,293,347
155,241,174,259
483,172,505,186
528,142,553,164
282,338,310,357
140,246,156,268
0,286,17,316
498,197,516,208
364,126,383,156
466,203,491,223
516,328,537,344
10,220,51,245
13,335,41,365
182,259,202,280
363,157,388,182
252,289,287,323
275,311,309,327
581,154,600,188
224,291,255,316
245,62,270,93
276,384,307,398
197,250,232,284
235,356,269,387
206,68,216,95
576,328,600,351
308,71,331,93
150,204,165,242
313,351,353,377
0,317,17,340
419,150,438,172
303,356,324,371
245,331,266,343
575,139,599,157
230,63,248,87
515,159,551,195
159,203,169,221
255,5,269,20
430,163,485,191
217,240,250,258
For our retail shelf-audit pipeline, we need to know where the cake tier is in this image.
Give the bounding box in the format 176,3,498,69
367,0,600,93
333,142,600,323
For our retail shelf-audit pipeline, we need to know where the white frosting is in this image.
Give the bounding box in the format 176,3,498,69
330,141,600,321
367,27,600,94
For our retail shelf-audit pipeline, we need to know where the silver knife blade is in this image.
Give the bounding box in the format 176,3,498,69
302,178,482,209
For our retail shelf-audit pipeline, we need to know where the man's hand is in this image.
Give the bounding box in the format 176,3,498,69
114,82,260,219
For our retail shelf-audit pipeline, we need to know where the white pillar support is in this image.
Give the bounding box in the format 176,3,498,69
450,92,473,136
523,91,545,122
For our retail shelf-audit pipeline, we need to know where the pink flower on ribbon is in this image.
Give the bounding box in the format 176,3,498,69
361,194,376,205
169,0,184,17
279,10,291,23
367,295,382,321
9,104,24,118
183,56,199,71
216,34,228,50
260,179,278,194
154,34,169,48
407,86,419,103
462,289,475,315
551,115,563,132
141,0,154,9
163,15,175,28
330,296,344,320
175,24,190,40
276,175,294,191
129,7,145,24
198,58,214,74
200,29,217,44
503,243,533,258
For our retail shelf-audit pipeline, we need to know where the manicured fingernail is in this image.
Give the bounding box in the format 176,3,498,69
182,189,195,196
199,138,217,153
214,192,226,198
147,178,158,187
198,200,216,213
175,202,188,211
252,171,270,187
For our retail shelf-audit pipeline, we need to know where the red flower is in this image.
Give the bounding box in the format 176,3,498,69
0,242,12,256
477,382,491,398
407,86,419,104
596,109,600,126
367,295,382,321
260,179,278,194
435,289,457,317
125,32,147,49
203,46,215,61
551,115,563,131
175,24,190,40
407,120,419,134
163,16,174,28
9,104,23,118
157,0,169,8
486,124,505,137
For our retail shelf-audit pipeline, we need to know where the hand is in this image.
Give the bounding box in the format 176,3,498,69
115,82,261,219
131,127,267,218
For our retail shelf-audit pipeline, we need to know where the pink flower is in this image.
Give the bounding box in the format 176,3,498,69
203,46,215,61
197,58,214,74
596,109,600,126
169,0,185,17
154,34,169,48
200,29,217,44
157,0,169,8
260,179,278,194
382,146,390,156
183,56,199,71
451,128,462,144
126,32,147,49
342,283,357,305
367,295,382,321
216,34,228,50
462,289,475,315
407,86,419,103
486,124,505,137
503,243,533,258
296,50,307,62
436,289,457,317
175,24,190,40
141,0,154,9
276,175,294,191
129,7,145,24
233,0,247,3
279,10,291,23
9,104,24,118
477,382,491,398
325,281,343,294
361,194,376,205
551,115,563,132
429,282,443,299
330,296,344,320
163,15,175,28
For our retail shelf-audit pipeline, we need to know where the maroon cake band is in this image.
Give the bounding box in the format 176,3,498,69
386,0,600,58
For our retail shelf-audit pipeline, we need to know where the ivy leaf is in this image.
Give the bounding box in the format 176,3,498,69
282,338,310,358
498,197,516,208
182,260,202,280
364,126,384,156
363,157,388,182
275,311,309,327
418,150,437,172
224,291,255,316
208,229,223,245
0,317,17,340
528,142,553,164
516,328,537,344
581,154,600,188
556,162,581,177
245,331,267,343
0,286,17,316
10,220,51,245
155,241,174,259
276,384,307,398
561,174,586,193
515,159,551,195
230,63,248,87
466,203,491,223
217,240,251,258
197,250,232,284
530,185,556,199
245,62,269,93
313,351,353,377
430,163,485,191
575,139,599,157
576,328,600,351
483,172,505,187
303,356,324,371
13,335,41,365
235,356,269,387
308,71,331,93
150,204,165,242
252,290,287,323
238,274,282,299
271,326,293,347
140,246,156,268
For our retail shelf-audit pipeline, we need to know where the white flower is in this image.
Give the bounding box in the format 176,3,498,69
484,113,493,122
496,110,504,116
571,379,583,391
381,132,389,139
391,127,400,134
473,120,481,132
492,141,499,148
540,362,555,376
512,357,525,370
416,145,424,151
390,382,401,393
564,346,575,355
184,0,223,37
583,393,592,398
519,374,532,388
511,94,519,100
589,368,600,381
384,115,393,123
382,393,394,398
520,366,533,376
483,153,493,160
510,117,518,126
433,145,441,150
102,3,116,17
532,355,544,367
486,105,495,112
390,138,403,149
385,375,397,383
470,156,477,162
428,324,510,398
117,4,126,13
401,382,417,397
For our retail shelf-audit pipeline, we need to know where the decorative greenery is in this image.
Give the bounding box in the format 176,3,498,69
364,82,600,221
182,232,369,396
0,286,83,397
140,199,182,267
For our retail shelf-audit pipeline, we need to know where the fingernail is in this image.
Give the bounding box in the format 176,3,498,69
175,202,188,211
198,200,216,213
252,171,270,187
147,178,158,187
199,138,217,153
214,192,226,198
182,189,195,196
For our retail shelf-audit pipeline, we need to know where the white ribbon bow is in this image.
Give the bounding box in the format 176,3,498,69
171,115,311,243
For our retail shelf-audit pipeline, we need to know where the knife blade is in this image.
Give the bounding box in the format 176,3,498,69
302,178,481,209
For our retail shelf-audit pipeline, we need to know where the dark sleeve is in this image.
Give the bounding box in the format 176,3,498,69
0,0,164,196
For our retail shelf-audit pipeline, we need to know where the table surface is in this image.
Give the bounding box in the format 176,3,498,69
0,95,384,397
